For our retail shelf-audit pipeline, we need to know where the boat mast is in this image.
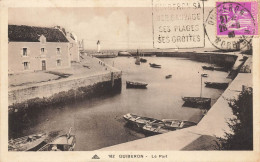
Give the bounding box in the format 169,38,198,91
200,74,203,97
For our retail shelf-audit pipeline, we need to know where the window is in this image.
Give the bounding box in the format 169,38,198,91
57,48,61,54
23,62,29,70
23,48,27,56
41,48,45,54
57,59,61,66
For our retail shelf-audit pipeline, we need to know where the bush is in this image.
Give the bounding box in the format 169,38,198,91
216,88,253,150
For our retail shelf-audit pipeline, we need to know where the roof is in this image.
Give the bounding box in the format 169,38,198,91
8,25,69,42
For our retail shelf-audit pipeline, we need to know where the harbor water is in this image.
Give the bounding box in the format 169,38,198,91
9,56,230,151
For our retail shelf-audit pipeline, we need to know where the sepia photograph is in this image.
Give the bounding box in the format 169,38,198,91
1,0,259,161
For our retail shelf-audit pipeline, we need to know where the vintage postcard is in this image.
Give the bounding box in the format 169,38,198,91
0,0,259,161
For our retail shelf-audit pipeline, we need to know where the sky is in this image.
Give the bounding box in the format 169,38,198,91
9,8,154,50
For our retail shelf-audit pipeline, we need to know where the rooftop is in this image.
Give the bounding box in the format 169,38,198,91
8,25,69,42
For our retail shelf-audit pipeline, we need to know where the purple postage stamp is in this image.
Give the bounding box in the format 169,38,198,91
216,1,258,37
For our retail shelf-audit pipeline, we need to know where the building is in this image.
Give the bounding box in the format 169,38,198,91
66,32,80,62
8,25,71,74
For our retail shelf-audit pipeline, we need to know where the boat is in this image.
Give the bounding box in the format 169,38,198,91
149,63,161,68
182,97,211,109
201,74,208,77
165,75,172,79
123,113,162,128
142,119,197,135
38,128,76,151
204,82,229,89
126,81,148,89
202,66,214,70
140,58,147,63
8,133,47,151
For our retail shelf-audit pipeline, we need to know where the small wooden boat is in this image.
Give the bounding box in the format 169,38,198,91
140,58,147,63
123,113,162,128
204,82,229,89
201,74,208,77
38,128,76,151
149,63,161,68
8,133,47,151
126,81,148,89
202,66,214,70
165,75,172,79
142,120,197,135
182,97,211,109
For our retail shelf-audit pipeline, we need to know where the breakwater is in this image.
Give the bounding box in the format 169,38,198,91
8,71,122,114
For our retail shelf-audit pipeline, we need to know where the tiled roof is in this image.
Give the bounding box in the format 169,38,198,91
8,25,69,42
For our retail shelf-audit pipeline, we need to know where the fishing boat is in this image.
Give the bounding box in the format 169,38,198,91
140,58,147,63
38,128,76,151
165,75,172,79
182,97,211,109
123,113,162,128
201,74,208,77
202,66,214,70
126,81,148,89
8,133,47,151
204,82,229,89
149,63,161,68
142,120,197,135
135,49,141,65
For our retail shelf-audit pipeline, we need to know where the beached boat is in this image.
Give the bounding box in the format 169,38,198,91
202,66,214,70
126,81,148,89
38,128,76,151
204,82,229,89
182,97,211,109
165,75,172,79
8,133,47,151
123,113,162,128
142,120,197,135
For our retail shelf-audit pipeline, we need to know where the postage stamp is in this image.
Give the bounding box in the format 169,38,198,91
216,1,258,37
204,1,258,51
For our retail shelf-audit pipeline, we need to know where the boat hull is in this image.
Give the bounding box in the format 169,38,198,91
126,81,148,89
204,82,229,89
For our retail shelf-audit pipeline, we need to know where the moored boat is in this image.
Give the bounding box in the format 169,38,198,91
149,63,161,68
38,128,76,151
165,75,172,79
204,81,229,89
201,74,208,77
142,119,197,135
182,97,211,109
8,133,47,151
202,66,214,70
123,113,162,128
126,81,148,89
118,51,131,56
140,58,147,63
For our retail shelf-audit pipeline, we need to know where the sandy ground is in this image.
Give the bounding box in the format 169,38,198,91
8,55,109,88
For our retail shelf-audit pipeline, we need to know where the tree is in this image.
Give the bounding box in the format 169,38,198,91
216,87,253,150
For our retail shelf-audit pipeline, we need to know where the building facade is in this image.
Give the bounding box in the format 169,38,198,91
8,25,71,74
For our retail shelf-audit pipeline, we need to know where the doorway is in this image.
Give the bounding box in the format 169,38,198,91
42,60,46,70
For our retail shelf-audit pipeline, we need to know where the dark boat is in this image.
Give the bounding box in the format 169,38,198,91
126,81,148,89
38,128,76,151
182,97,211,109
123,113,162,128
165,75,172,79
142,119,197,135
204,82,229,89
140,58,147,63
8,133,47,151
201,74,208,77
202,66,214,70
149,63,161,68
